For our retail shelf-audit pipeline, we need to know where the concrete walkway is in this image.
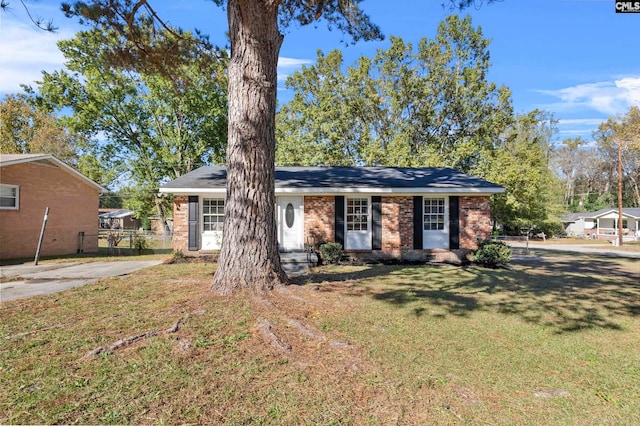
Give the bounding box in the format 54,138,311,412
0,260,164,302
508,241,640,259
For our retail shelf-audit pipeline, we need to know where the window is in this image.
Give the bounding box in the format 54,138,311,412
0,184,19,210
622,219,628,229
347,198,368,231
423,198,445,230
203,198,224,231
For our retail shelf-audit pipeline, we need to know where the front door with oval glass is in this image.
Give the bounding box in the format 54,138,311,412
277,196,304,251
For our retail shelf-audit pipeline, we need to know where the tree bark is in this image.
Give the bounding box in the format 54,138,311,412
211,0,288,294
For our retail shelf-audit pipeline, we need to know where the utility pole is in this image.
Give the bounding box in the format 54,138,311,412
617,142,623,247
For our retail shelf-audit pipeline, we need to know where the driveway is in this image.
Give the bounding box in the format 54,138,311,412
0,260,164,302
507,241,640,258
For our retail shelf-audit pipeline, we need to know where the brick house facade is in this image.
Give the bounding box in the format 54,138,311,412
0,154,104,260
170,193,491,262
161,166,500,263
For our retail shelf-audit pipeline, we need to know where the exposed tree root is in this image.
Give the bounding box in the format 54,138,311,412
83,330,158,358
82,310,205,359
257,318,292,352
285,318,325,340
5,324,63,339
252,287,356,355
165,318,183,334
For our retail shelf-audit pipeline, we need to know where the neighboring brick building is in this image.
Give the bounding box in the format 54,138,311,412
160,166,502,263
0,154,105,260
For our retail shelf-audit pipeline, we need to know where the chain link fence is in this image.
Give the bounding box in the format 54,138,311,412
80,230,173,256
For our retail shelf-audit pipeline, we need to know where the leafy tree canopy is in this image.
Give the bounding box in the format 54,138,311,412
27,22,228,221
54,0,503,293
486,110,563,233
276,15,513,173
593,106,640,207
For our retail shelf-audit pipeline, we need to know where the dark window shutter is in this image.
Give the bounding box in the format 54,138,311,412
335,196,345,247
372,196,382,250
413,196,423,249
188,196,199,251
449,196,460,249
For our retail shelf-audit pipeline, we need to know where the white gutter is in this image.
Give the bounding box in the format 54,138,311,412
159,186,504,196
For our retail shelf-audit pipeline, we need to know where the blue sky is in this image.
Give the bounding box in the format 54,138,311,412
1,0,638,144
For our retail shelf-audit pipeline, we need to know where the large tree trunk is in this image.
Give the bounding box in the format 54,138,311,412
211,0,288,294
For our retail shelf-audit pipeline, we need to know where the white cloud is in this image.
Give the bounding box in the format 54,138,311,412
278,57,313,68
557,129,594,136
557,118,605,126
538,76,640,116
0,19,73,93
277,57,313,93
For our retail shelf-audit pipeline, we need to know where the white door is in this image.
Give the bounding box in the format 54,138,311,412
277,196,304,251
345,197,372,250
422,197,449,249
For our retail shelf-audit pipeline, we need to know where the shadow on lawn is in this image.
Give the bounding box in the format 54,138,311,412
299,254,640,334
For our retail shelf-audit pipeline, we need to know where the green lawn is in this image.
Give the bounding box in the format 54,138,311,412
1,250,639,424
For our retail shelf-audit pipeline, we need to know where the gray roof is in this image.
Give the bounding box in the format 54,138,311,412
99,209,135,219
160,166,504,194
562,208,640,222
560,212,583,222
584,207,640,219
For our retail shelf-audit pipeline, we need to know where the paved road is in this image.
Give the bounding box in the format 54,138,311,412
0,260,164,302
508,241,640,259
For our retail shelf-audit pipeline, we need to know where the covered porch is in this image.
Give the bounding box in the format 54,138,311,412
583,212,640,241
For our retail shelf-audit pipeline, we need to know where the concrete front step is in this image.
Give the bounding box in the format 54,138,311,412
279,250,317,276
279,250,318,265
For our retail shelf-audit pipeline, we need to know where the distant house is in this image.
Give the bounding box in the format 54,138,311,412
99,209,140,230
0,154,105,260
562,208,640,241
160,166,504,263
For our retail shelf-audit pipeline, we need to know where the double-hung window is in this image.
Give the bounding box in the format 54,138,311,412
423,198,445,231
0,184,19,210
203,198,224,231
346,198,368,231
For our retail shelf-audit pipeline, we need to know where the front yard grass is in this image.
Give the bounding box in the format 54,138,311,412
1,251,639,424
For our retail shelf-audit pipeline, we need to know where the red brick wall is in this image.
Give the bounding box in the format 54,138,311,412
381,196,413,256
459,196,491,250
170,193,493,260
172,195,189,254
0,162,100,260
304,196,334,247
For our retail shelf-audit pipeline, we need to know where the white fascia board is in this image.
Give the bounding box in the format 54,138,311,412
274,187,505,195
158,188,226,195
159,187,504,196
595,211,636,220
591,209,617,219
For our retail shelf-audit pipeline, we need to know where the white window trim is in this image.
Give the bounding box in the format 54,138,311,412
422,196,449,249
346,197,370,232
423,197,447,231
345,196,372,250
202,198,225,233
201,198,225,250
0,184,19,210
